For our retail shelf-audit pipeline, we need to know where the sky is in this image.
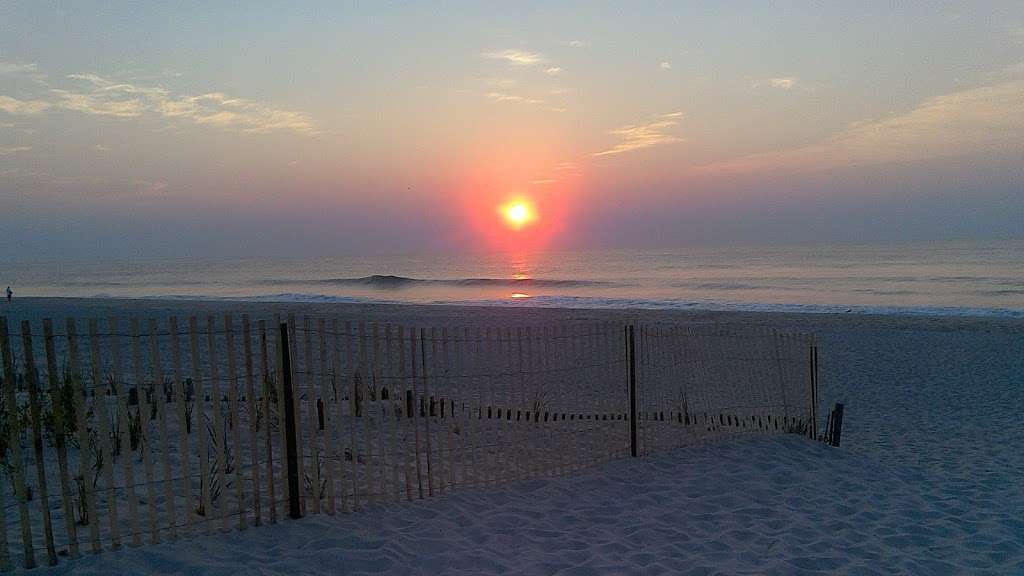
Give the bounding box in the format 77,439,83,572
1,1,1023,261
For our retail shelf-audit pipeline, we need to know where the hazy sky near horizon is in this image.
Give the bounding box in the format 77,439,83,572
2,1,1023,261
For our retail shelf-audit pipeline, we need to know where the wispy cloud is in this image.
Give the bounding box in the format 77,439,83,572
0,146,31,156
0,60,47,83
486,78,518,89
700,80,1024,173
486,92,544,105
6,69,316,134
593,112,684,156
769,77,797,89
0,95,52,115
658,62,672,70
562,40,590,48
481,49,545,66
0,61,38,76
544,67,562,76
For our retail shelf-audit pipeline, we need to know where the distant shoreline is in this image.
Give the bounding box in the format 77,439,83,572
4,296,1022,333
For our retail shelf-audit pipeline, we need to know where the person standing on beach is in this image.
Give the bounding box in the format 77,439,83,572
5,286,11,302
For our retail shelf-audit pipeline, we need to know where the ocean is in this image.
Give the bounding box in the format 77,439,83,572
5,240,1023,317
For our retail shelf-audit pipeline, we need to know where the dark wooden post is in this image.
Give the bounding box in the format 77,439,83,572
809,340,819,440
628,325,638,458
279,322,302,519
829,403,844,447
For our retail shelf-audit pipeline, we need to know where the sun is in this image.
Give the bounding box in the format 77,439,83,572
499,198,537,230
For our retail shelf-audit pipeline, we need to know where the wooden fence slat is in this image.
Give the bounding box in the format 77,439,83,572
42,319,79,560
87,319,120,550
466,327,479,489
187,317,212,533
330,319,349,513
457,327,468,489
258,319,276,524
385,324,400,503
422,327,435,497
223,315,246,530
205,315,228,532
168,317,191,535
242,315,262,526
357,322,374,503
21,322,57,565
303,317,320,514
529,326,540,478
472,327,483,488
65,318,101,554
409,327,424,499
148,319,177,540
372,323,387,503
286,313,305,515
344,321,360,508
398,325,413,502
0,376,8,571
0,317,34,568
107,318,140,546
502,326,515,483
130,318,160,544
272,313,288,519
441,327,453,493
318,318,335,514
534,326,545,478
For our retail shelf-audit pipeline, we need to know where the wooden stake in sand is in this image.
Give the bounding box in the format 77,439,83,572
398,325,414,502
409,328,424,499
204,316,228,532
188,317,212,534
0,317,34,568
42,319,79,559
223,315,246,528
169,316,192,535
66,318,101,554
20,321,57,565
344,321,360,508
242,315,262,525
258,319,277,524
88,318,120,550
358,322,374,503
302,317,320,514
318,318,336,515
149,319,178,540
108,318,140,546
130,319,160,544
330,319,350,513
272,314,289,519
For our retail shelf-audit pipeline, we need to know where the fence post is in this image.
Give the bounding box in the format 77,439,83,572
278,322,302,520
627,324,638,458
829,403,844,447
809,339,819,440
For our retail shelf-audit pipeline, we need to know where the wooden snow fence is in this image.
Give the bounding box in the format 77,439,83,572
0,315,819,570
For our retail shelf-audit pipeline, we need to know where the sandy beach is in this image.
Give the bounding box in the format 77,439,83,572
3,297,1022,574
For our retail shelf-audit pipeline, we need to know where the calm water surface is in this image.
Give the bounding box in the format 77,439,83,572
6,240,1023,316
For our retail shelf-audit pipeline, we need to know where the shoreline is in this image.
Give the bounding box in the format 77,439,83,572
4,293,1022,322
5,295,1024,326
